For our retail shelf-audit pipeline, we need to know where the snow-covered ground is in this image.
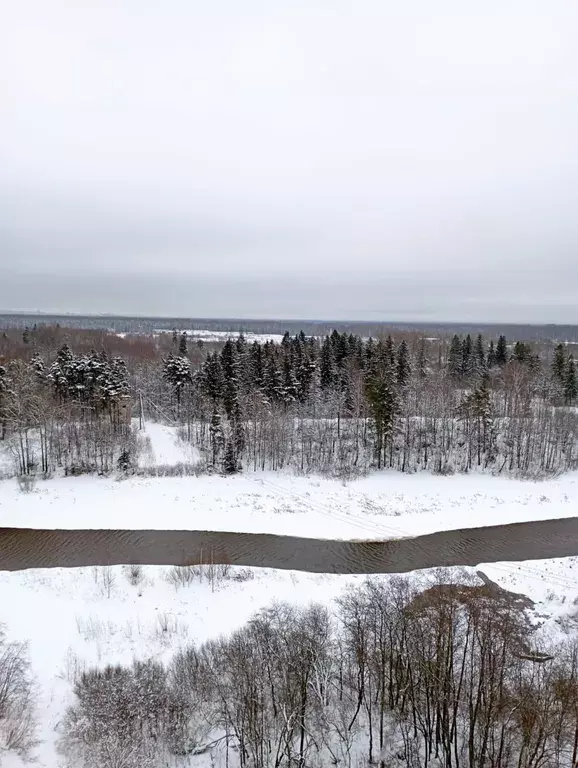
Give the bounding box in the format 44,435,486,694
1,423,578,766
138,422,199,466
2,470,576,540
154,328,285,344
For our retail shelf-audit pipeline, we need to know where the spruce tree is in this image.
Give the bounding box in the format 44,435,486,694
172,328,178,348
236,333,247,355
448,335,462,378
162,354,192,416
320,337,336,391
552,343,567,383
0,364,10,439
220,339,239,418
487,340,496,369
209,407,225,466
178,332,188,357
365,353,398,469
513,341,529,365
384,335,395,367
564,355,577,404
232,399,245,456
396,340,411,387
460,377,494,466
263,355,283,404
296,351,316,403
364,338,375,372
474,333,486,372
223,440,239,474
49,344,75,402
416,338,428,378
200,353,224,403
281,356,299,406
495,335,508,366
461,334,474,378
249,342,264,390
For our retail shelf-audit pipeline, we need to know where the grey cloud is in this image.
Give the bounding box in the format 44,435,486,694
2,268,577,324
1,0,578,321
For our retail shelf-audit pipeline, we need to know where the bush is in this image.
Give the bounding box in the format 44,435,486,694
0,625,37,756
165,565,197,590
59,660,183,768
16,474,36,493
124,564,144,586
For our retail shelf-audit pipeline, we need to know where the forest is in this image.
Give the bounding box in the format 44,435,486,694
0,324,577,479
58,571,578,768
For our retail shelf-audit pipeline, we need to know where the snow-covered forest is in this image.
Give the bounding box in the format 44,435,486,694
57,573,578,768
2,324,578,767
1,325,577,478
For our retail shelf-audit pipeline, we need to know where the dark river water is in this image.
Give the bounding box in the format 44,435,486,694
1,517,578,573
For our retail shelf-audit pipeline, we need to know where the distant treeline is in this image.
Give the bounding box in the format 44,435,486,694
2,312,578,341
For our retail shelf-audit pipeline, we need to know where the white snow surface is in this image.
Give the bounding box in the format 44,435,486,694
140,421,199,466
1,469,577,540
155,328,285,344
2,424,578,766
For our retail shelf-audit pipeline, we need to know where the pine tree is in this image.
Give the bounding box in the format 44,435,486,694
178,332,188,357
448,335,462,379
564,355,577,405
396,340,411,387
495,335,508,366
552,343,567,383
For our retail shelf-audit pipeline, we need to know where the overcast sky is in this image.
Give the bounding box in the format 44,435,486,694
1,0,578,322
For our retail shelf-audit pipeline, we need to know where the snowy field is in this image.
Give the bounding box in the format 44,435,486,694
2,423,578,766
154,328,285,344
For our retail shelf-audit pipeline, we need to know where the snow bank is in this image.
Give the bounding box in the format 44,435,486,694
1,470,576,539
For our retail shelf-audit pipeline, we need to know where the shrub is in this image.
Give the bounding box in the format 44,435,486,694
0,625,37,756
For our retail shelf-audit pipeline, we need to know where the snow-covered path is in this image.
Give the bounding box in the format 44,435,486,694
140,422,199,466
